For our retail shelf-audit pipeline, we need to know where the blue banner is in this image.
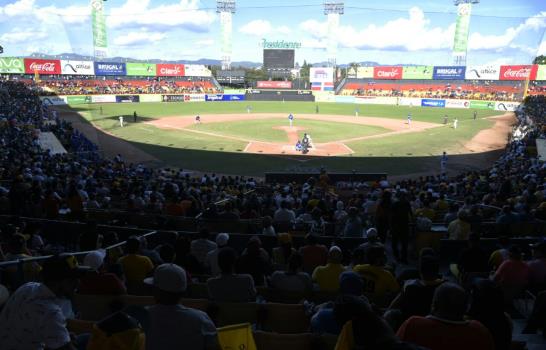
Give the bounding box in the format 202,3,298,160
94,62,126,76
432,66,466,80
205,94,245,101
421,99,446,108
115,95,139,103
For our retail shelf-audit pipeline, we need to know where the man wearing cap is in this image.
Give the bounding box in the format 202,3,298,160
78,250,126,295
312,246,346,292
205,233,229,276
208,247,256,302
144,264,219,350
0,254,89,350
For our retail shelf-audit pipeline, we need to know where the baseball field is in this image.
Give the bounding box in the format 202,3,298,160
59,101,514,177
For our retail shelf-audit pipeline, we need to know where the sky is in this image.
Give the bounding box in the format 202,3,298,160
0,0,545,66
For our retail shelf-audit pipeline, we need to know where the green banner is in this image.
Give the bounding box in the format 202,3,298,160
126,63,157,76
91,0,108,57
0,57,24,73
536,65,546,81
453,4,471,54
470,100,495,110
402,66,433,79
67,95,92,105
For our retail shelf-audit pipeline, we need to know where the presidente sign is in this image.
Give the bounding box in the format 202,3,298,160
402,66,433,79
24,58,61,74
0,57,24,73
61,60,94,75
261,38,302,49
156,64,185,77
432,66,466,80
94,62,126,76
373,66,403,80
126,63,156,76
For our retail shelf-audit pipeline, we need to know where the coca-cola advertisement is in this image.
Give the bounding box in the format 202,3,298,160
24,59,61,74
257,81,292,89
156,64,185,77
499,65,538,81
373,66,403,80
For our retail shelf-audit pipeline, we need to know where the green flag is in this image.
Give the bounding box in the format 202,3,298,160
91,0,108,58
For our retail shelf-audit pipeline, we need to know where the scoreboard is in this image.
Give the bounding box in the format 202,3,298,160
263,49,295,69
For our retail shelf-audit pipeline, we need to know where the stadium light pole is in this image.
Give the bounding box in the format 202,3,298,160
452,0,479,66
217,0,236,70
324,2,344,68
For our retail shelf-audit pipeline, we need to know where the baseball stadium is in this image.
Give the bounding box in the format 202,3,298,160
0,0,546,349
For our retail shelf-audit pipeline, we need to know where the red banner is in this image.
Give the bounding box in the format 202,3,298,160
156,64,185,77
257,81,292,89
499,65,538,81
24,58,61,74
373,66,403,80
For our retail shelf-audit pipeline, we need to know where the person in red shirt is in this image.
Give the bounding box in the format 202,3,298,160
493,245,529,298
298,234,328,275
78,250,127,295
397,282,494,350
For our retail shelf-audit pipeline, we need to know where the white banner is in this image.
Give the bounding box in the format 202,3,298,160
187,94,206,102
397,97,422,106
139,94,162,102
465,65,501,80
314,91,336,102
445,99,470,109
91,95,116,103
495,101,520,112
354,96,398,105
184,64,212,77
310,67,334,83
39,96,67,105
61,60,95,75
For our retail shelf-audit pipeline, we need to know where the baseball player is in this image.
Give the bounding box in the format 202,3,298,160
246,105,251,114
355,107,360,117
288,113,294,127
119,115,124,128
407,113,412,127
453,118,458,129
443,115,448,125
133,111,137,123
473,110,477,120
195,115,201,124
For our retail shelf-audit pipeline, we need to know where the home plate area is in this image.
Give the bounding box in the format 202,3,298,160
244,141,354,157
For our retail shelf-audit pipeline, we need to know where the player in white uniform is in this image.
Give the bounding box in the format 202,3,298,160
453,118,458,129
119,115,124,127
407,113,412,127
288,113,294,127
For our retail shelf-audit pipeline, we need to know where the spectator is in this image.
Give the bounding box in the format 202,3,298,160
272,233,296,269
79,250,126,295
375,191,392,243
397,282,495,350
274,200,296,222
269,252,312,294
158,244,176,264
312,246,346,292
456,234,489,283
118,236,155,289
144,264,219,350
342,207,364,237
496,205,520,225
205,233,230,276
444,203,459,225
190,228,217,266
527,241,546,291
236,236,271,286
299,234,328,275
390,192,413,263
207,247,256,302
448,210,471,240
488,236,511,271
262,216,276,236
493,245,529,297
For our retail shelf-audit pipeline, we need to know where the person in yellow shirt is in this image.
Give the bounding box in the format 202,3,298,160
415,200,436,221
312,246,346,292
448,210,472,240
353,246,399,306
118,236,155,289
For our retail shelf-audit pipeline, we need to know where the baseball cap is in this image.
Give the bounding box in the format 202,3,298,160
328,246,343,263
144,264,187,293
366,228,378,239
83,250,106,270
216,233,230,247
42,254,90,281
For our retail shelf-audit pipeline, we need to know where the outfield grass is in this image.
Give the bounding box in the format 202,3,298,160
60,101,506,176
189,118,389,143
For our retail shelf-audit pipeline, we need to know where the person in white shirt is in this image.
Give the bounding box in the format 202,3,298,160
274,200,296,222
205,233,230,276
190,228,217,266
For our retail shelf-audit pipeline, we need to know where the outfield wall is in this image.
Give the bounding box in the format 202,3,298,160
39,93,520,112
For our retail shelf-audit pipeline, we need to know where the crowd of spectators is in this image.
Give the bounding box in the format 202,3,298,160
0,80,545,349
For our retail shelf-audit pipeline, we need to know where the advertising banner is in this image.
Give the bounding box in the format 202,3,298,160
115,95,140,103
61,60,94,75
310,67,334,83
373,66,403,80
184,64,212,77
469,100,495,110
313,91,335,103
402,66,434,80
0,57,25,73
39,96,68,105
495,101,521,112
445,99,470,109
223,89,246,94
91,0,108,58
499,65,538,81
257,81,292,89
536,65,546,81
162,95,186,102
67,96,92,105
465,65,501,80
397,97,422,106
156,64,185,77
205,94,245,101
452,3,471,56
187,94,206,102
354,96,398,105
356,67,374,79
91,95,116,103
24,59,61,74
94,62,126,76
126,63,156,76
139,94,162,102
335,95,356,103
432,66,466,80
421,99,446,108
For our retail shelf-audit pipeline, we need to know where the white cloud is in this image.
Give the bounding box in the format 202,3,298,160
113,30,167,46
538,40,546,55
0,28,47,44
3,0,34,17
195,39,214,47
107,0,215,32
0,0,88,25
239,19,292,37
